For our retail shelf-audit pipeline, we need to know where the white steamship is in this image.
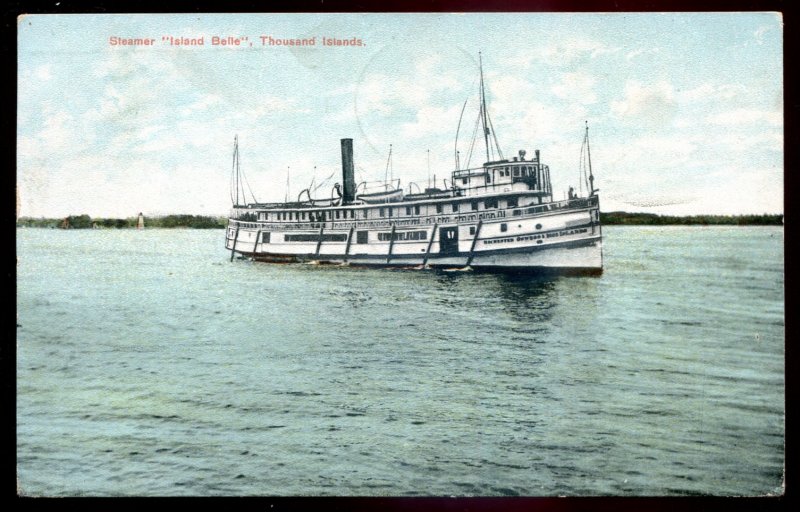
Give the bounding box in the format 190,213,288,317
225,58,603,274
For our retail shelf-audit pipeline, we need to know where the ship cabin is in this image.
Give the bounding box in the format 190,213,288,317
451,149,552,199
230,141,579,228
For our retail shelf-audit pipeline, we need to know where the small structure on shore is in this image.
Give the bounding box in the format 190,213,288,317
137,212,144,230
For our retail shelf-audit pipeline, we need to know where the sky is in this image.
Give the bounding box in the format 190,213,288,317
17,12,783,218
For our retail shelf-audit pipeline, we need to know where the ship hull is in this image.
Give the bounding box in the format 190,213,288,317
242,238,602,275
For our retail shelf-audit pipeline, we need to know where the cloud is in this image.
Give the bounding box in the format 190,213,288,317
551,71,597,105
712,131,782,153
33,64,52,81
611,80,677,127
677,83,748,104
625,48,661,61
400,104,465,139
539,38,620,65
180,93,223,116
706,108,782,127
353,55,462,117
503,38,620,69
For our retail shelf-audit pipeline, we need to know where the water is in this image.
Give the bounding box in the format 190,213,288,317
16,226,784,496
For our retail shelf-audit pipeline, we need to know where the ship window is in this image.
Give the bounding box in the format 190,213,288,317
362,209,368,219
471,201,478,211
462,178,468,185
508,197,518,208
485,198,497,209
500,223,508,232
513,168,520,177
388,208,393,217
504,167,509,176
486,175,491,184
469,226,476,235
262,232,271,243
356,230,368,244
378,230,428,241
406,206,412,215
337,210,342,219
380,208,385,217
350,210,355,219
285,233,347,242
414,205,420,215
436,204,442,214
452,203,459,213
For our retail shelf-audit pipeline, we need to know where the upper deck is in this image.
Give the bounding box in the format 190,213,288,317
234,147,553,217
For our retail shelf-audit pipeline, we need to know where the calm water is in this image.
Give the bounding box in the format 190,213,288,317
16,226,784,496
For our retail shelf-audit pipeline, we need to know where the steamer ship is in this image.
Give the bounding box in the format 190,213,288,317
224,57,603,274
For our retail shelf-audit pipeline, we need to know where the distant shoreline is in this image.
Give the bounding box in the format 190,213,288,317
16,214,227,229
15,212,784,229
600,212,783,226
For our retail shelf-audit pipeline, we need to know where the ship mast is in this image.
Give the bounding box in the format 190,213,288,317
231,135,242,206
230,135,258,207
479,53,491,163
585,121,596,196
477,53,503,164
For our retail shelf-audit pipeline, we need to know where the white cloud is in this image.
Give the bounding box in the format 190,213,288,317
677,83,748,104
706,108,782,127
539,38,620,64
611,80,676,127
712,130,782,153
400,104,464,139
180,93,223,116
39,110,73,153
551,71,597,105
625,48,660,61
33,64,52,81
678,83,715,102
502,38,620,69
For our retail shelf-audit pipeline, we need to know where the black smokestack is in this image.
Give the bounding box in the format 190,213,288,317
340,138,356,204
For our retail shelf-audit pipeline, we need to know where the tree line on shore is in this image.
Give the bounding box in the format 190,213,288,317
16,211,783,229
16,214,227,229
599,211,783,225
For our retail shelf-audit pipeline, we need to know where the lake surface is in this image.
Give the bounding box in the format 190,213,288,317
16,226,784,496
